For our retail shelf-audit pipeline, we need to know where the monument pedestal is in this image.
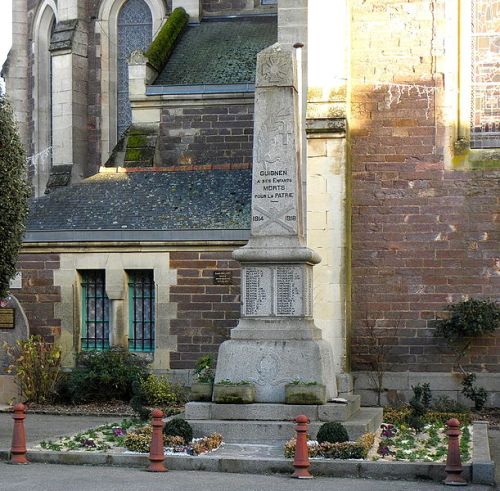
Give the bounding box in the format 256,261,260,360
215,338,336,402
185,398,383,444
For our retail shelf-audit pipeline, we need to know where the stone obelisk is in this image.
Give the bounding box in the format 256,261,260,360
214,43,337,402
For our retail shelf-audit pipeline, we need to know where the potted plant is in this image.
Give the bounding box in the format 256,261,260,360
213,379,256,404
285,380,326,405
190,355,215,402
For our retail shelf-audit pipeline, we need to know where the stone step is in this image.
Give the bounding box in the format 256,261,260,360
185,395,361,423
188,407,383,444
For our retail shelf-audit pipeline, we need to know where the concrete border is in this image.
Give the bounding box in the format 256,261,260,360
0,422,494,484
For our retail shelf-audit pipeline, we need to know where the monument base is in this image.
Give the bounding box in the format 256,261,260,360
214,338,337,402
185,398,383,444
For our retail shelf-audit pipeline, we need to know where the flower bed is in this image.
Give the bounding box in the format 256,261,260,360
37,419,223,456
372,422,471,463
284,433,375,459
282,421,472,463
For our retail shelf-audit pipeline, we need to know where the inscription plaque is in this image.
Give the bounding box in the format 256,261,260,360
0,308,15,329
244,267,272,317
213,271,232,285
275,266,303,316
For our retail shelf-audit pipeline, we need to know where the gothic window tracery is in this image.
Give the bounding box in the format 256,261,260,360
117,0,153,138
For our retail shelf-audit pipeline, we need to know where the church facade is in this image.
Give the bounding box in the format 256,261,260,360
1,0,498,405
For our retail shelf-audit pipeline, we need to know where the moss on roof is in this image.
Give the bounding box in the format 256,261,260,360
153,15,277,86
27,170,251,231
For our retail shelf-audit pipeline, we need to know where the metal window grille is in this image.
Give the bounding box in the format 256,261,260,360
128,271,155,352
81,270,110,351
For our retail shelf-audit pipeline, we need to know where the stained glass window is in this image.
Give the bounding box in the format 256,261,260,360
128,271,155,352
81,271,110,351
117,0,153,139
470,0,500,148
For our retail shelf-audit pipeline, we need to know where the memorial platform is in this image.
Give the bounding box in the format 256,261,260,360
185,398,383,444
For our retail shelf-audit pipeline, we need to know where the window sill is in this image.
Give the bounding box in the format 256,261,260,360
452,142,500,170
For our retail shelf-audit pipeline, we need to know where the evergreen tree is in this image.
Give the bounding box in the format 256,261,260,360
0,94,30,299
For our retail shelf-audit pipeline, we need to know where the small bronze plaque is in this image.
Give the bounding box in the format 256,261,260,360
0,308,15,329
213,271,233,285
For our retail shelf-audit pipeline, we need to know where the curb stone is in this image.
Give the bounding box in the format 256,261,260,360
0,422,494,485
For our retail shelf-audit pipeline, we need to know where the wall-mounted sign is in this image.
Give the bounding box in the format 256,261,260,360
9,273,22,289
0,308,15,329
213,271,233,285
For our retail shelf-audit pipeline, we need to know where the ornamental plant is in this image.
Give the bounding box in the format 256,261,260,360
316,422,349,444
65,348,148,403
193,354,215,384
0,94,31,299
434,298,499,410
3,335,62,404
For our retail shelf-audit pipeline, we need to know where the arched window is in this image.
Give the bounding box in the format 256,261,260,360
33,1,57,196
117,0,153,138
98,0,164,163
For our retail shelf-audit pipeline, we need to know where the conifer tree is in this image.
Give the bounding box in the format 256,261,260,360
0,94,30,299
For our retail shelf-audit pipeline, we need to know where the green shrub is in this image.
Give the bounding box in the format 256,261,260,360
194,355,215,383
0,94,31,299
316,422,349,444
3,335,62,404
163,418,193,444
461,373,488,411
140,375,179,406
66,348,148,403
145,7,189,72
434,299,499,344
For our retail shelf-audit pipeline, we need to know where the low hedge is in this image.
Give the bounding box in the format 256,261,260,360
145,7,189,72
284,432,375,459
383,405,472,427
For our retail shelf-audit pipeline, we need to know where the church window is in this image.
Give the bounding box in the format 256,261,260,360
117,0,153,139
468,0,499,148
128,271,155,352
81,271,110,351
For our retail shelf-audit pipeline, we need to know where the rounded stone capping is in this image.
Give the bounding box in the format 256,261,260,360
233,246,321,264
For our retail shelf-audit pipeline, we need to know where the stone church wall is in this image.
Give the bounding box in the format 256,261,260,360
169,251,241,369
12,247,242,373
159,103,254,166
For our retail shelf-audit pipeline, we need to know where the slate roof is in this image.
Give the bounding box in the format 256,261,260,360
153,15,277,86
27,170,251,232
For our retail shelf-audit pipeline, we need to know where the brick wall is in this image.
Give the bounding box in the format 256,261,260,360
159,104,254,166
169,251,241,369
15,253,62,343
202,0,248,13
349,0,500,373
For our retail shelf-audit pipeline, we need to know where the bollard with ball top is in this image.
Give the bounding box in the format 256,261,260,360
444,418,467,486
147,408,167,472
10,403,28,464
292,414,313,479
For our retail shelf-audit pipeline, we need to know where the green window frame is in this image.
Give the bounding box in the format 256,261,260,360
81,270,110,351
128,270,155,352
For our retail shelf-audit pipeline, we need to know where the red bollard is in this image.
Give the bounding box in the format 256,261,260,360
147,409,167,472
292,415,313,479
444,418,467,486
10,403,28,464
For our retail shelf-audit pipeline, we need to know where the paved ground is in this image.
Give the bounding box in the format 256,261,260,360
0,412,498,489
0,412,121,447
0,463,495,491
